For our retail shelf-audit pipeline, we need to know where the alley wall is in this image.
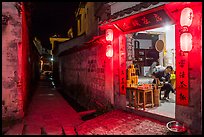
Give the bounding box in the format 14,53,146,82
59,43,113,111
2,2,24,121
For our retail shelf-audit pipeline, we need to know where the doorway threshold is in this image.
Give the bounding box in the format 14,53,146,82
125,106,175,123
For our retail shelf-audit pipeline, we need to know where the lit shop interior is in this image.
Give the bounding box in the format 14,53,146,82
125,24,176,119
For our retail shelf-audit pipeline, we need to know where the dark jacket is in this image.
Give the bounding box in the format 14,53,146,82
153,70,171,84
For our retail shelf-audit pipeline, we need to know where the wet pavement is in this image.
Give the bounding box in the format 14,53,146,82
4,76,169,135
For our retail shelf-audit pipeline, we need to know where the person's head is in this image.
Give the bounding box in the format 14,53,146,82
165,66,173,73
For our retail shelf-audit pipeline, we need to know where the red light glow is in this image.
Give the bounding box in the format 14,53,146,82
180,33,192,52
106,44,113,57
106,29,113,41
180,7,193,27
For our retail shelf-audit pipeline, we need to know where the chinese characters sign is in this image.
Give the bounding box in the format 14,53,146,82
176,50,189,105
115,9,173,32
126,34,134,61
119,34,126,95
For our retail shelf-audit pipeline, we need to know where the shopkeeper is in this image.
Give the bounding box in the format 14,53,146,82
152,66,176,101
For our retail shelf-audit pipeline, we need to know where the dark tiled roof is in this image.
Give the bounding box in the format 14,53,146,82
110,2,159,20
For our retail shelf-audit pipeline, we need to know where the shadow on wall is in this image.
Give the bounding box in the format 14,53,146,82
58,84,114,115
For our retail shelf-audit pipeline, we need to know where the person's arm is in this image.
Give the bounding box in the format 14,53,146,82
156,71,165,82
165,73,171,83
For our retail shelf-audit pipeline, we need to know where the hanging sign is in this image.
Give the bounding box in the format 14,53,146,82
115,9,173,32
126,34,134,61
176,50,189,105
119,34,126,95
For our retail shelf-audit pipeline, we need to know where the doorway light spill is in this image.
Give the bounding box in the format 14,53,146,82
164,25,170,31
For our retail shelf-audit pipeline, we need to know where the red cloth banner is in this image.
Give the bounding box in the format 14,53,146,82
119,34,126,95
176,49,189,105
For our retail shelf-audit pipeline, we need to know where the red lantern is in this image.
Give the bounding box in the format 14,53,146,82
106,44,113,57
180,7,193,27
180,33,192,52
106,29,113,41
180,7,193,52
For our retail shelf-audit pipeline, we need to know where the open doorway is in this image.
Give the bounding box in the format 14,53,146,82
126,24,176,119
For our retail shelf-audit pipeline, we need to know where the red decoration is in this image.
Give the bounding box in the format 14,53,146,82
106,44,113,58
180,7,193,52
113,6,173,33
106,29,113,41
180,33,192,52
180,7,193,27
176,54,189,106
119,34,126,95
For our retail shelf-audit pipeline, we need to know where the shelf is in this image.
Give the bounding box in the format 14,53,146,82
134,49,159,66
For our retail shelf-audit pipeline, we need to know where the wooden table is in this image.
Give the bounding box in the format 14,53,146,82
127,86,154,110
137,88,154,110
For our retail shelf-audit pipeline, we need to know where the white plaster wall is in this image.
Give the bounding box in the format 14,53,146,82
166,25,175,50
148,25,175,69
165,25,176,69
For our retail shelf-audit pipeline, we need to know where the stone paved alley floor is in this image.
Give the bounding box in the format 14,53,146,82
4,77,169,135
76,109,168,135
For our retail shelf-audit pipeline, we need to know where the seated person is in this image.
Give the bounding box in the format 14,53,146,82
147,61,159,77
151,66,176,101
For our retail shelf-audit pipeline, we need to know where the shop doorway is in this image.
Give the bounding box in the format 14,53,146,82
126,24,176,119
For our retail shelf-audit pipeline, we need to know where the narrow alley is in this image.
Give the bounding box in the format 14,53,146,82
2,2,202,135
4,75,169,135
4,75,83,135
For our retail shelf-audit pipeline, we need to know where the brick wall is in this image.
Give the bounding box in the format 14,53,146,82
59,42,114,111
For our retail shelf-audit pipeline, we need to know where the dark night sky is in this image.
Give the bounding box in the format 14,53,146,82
30,2,80,49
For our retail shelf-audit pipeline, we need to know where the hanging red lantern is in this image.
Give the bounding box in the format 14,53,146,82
180,7,193,52
106,29,113,41
180,33,192,52
106,29,113,57
106,44,113,57
180,7,193,27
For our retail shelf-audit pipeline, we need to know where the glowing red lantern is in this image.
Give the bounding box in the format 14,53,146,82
106,44,113,57
106,29,113,41
180,33,192,52
180,7,193,52
180,7,193,27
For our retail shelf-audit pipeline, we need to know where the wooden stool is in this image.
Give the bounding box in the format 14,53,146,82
137,88,154,110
